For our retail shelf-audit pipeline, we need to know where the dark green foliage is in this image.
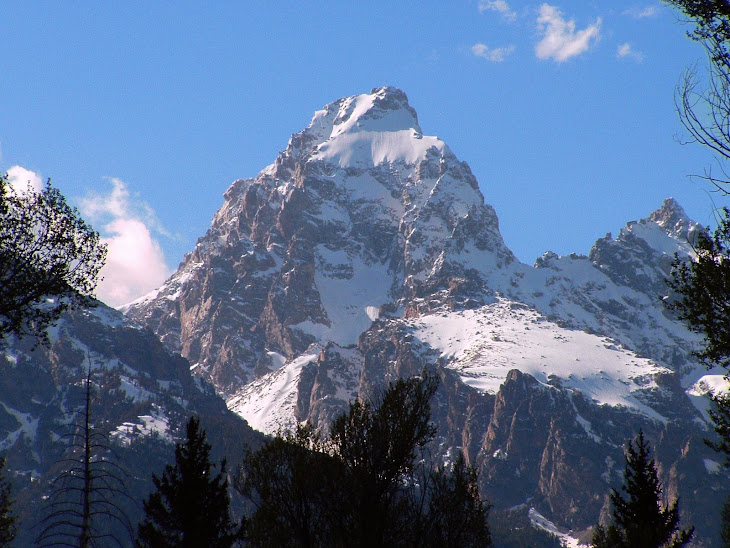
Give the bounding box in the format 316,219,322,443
237,424,347,547
329,373,439,545
644,3,730,541
592,431,694,548
422,453,491,548
0,458,16,547
668,214,730,537
137,416,241,548
237,373,492,547
0,175,106,346
664,0,730,69
722,495,730,547
668,211,730,367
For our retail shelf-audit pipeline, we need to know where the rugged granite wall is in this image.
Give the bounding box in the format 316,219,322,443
123,87,728,545
125,87,516,396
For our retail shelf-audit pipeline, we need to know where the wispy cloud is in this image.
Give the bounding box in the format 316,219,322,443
80,178,172,308
535,4,601,63
472,43,516,62
624,6,658,19
6,165,43,194
617,42,644,62
479,0,517,22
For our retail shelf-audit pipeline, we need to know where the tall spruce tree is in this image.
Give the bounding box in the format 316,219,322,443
137,416,241,548
592,430,694,548
646,2,730,541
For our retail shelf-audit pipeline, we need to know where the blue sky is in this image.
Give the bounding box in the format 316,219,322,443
0,1,723,306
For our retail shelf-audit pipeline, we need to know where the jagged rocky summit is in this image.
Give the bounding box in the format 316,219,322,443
125,86,516,394
125,87,724,544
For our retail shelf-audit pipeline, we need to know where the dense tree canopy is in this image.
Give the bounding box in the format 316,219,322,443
668,211,730,367
0,174,106,345
237,373,492,547
422,452,491,548
328,373,439,545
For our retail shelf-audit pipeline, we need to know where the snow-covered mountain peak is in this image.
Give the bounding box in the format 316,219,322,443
276,87,445,169
647,197,700,241
323,86,420,137
586,198,700,272
125,87,516,392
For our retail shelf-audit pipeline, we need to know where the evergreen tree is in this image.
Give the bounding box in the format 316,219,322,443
723,497,730,547
668,213,730,542
422,452,491,548
668,213,730,369
137,416,241,548
0,458,16,547
592,430,694,548
650,3,730,541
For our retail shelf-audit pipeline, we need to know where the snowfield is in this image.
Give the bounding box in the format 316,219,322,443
410,299,671,422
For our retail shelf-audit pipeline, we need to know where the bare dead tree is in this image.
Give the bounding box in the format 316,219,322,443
35,359,134,548
664,2,730,193
676,60,730,193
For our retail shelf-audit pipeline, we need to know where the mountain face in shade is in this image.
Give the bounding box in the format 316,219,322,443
125,87,725,544
0,303,262,545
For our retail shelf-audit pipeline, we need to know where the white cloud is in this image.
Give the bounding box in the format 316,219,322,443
472,43,515,62
624,6,658,19
80,178,172,308
479,0,517,21
6,165,43,194
80,177,130,218
617,42,644,62
535,4,602,63
97,218,170,307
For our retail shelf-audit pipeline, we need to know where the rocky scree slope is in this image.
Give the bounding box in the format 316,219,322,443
126,87,726,544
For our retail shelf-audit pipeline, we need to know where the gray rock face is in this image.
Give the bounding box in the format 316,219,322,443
126,86,515,396
126,87,727,544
